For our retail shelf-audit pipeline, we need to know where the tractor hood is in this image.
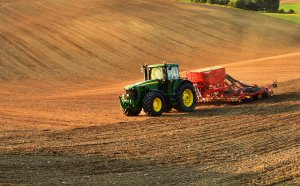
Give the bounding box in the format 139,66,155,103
124,79,160,90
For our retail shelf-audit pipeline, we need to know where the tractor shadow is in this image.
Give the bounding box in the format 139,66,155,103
165,92,300,118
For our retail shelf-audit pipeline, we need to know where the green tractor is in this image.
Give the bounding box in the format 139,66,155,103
119,63,197,116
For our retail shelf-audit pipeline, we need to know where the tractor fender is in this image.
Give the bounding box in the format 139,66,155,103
149,89,167,98
176,79,194,92
144,89,169,103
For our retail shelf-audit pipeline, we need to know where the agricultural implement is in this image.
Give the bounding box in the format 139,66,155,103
119,64,277,116
187,66,277,103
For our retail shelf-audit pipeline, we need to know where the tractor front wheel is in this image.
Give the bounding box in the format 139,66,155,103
123,107,142,116
143,92,166,116
175,83,196,112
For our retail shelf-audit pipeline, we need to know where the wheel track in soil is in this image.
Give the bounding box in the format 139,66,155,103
1,98,299,159
0,0,300,184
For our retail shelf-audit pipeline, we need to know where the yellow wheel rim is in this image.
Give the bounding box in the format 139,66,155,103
182,89,194,107
153,98,162,112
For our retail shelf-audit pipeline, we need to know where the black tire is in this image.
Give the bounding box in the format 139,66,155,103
123,107,142,116
257,94,263,100
143,92,166,116
243,97,253,103
175,82,196,112
253,94,262,100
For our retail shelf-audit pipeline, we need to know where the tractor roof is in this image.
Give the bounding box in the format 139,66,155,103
148,63,178,68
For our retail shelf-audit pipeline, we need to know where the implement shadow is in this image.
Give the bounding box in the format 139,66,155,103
165,92,300,118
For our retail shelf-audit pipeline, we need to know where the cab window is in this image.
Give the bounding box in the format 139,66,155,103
150,67,164,80
167,67,179,80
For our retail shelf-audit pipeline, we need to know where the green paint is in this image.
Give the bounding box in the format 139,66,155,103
119,64,190,112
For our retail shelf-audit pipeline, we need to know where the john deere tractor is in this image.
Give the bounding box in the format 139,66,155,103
119,63,196,116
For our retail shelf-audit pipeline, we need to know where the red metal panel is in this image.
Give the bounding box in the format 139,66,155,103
186,66,225,84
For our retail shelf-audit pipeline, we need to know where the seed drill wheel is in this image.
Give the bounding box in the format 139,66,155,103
123,107,142,116
253,94,262,100
176,83,197,112
267,91,274,98
257,94,263,100
143,92,166,116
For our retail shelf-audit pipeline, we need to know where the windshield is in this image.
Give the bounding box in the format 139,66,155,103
150,67,164,80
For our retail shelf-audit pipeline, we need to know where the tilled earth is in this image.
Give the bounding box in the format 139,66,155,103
0,79,299,185
1,0,300,185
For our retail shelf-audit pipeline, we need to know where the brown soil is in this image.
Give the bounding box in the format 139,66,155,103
0,0,300,185
0,0,300,82
0,81,300,185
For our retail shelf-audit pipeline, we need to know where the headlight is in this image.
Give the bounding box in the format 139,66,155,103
122,93,130,100
125,89,137,100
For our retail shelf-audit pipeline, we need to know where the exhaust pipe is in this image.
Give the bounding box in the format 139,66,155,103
142,64,148,81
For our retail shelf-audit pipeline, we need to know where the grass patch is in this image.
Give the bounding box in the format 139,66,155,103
280,3,300,13
262,13,300,24
178,0,300,25
263,3,300,25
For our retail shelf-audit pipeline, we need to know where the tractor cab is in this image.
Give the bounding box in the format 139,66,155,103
142,64,180,81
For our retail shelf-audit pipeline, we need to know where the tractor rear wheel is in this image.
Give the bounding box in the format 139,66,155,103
143,92,166,116
175,83,196,112
123,107,142,116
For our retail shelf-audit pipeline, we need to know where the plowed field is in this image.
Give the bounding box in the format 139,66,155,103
0,0,300,185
